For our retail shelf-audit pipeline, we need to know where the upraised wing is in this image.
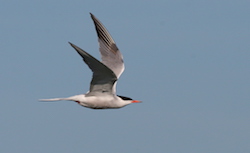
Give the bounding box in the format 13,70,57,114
90,13,125,79
69,42,117,95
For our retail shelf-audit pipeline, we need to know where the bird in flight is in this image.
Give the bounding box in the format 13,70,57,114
40,13,141,109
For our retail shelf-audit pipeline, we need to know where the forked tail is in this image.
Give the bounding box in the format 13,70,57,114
39,98,69,102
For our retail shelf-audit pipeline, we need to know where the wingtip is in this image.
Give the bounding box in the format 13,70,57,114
89,12,94,17
68,41,74,47
90,13,98,21
68,42,80,53
68,42,79,52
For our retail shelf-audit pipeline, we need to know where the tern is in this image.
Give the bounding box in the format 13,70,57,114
39,13,141,109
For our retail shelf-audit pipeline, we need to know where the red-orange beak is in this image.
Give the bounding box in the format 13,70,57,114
132,100,141,103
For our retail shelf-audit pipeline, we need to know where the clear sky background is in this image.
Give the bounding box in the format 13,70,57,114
1,0,250,153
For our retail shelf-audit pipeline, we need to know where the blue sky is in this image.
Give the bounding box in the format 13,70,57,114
1,0,250,153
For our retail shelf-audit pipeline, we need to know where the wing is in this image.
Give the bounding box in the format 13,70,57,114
90,13,125,79
69,42,117,95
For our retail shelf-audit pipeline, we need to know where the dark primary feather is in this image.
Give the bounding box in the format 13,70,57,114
90,13,124,78
90,13,118,54
69,42,117,94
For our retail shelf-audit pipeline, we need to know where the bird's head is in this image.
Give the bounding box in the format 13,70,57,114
118,95,141,104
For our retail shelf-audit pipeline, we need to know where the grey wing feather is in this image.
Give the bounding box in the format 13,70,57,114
69,42,117,95
90,13,125,78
